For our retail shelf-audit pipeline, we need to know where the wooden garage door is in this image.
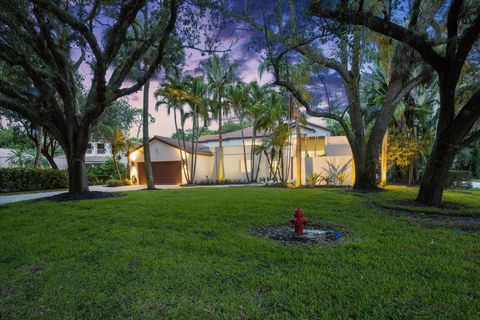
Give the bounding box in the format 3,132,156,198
137,161,182,185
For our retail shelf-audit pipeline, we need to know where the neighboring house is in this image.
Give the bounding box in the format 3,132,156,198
53,141,127,170
129,122,354,186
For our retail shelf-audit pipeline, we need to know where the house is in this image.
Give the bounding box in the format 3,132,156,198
128,122,354,185
53,141,127,170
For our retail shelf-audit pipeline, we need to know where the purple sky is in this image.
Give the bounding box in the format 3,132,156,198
123,2,346,138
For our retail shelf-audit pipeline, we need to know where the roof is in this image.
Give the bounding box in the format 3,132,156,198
134,136,213,156
198,126,268,142
197,121,333,143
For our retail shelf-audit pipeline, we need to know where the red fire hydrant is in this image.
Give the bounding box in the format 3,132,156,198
290,208,307,236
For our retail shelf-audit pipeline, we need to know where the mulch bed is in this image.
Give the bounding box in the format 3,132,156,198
36,191,124,202
393,199,465,211
251,220,348,245
371,201,480,230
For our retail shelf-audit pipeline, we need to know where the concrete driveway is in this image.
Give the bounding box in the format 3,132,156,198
0,183,262,205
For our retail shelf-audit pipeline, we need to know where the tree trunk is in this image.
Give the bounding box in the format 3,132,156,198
67,150,89,194
217,89,224,183
42,150,58,169
295,117,302,187
113,155,122,180
351,145,377,190
142,80,155,189
416,135,458,205
126,153,131,180
239,117,250,182
34,126,43,168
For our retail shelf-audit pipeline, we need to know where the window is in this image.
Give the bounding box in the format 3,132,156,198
97,143,106,154
86,143,93,154
240,159,252,172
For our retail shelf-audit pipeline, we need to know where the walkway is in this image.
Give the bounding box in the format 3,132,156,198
0,184,261,205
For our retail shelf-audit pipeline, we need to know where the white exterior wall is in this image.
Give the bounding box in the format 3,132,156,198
129,135,353,186
220,145,269,182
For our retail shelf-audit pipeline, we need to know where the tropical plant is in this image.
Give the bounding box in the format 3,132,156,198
306,172,321,187
100,127,126,180
156,74,209,184
323,159,352,186
201,54,238,183
6,149,34,168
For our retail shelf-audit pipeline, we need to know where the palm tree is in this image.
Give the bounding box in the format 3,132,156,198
7,149,33,168
156,75,191,182
184,76,209,183
101,127,126,180
226,82,251,181
201,54,237,183
260,60,310,186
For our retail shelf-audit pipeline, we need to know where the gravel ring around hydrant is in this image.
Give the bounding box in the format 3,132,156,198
251,220,348,245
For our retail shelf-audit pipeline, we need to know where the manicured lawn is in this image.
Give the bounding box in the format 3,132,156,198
1,187,479,319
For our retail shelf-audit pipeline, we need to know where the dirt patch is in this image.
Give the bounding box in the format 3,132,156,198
252,220,348,245
37,191,124,202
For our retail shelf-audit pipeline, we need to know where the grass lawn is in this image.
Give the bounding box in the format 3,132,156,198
1,187,479,319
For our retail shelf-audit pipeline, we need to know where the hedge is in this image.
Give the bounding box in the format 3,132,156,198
445,170,473,189
0,168,102,192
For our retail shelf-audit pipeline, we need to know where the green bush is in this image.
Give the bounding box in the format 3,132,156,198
87,158,126,180
445,170,473,189
105,178,132,187
0,168,103,192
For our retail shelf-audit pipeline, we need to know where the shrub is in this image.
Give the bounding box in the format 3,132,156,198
105,178,132,187
0,168,104,192
321,173,335,186
193,178,247,185
87,158,126,180
445,170,473,189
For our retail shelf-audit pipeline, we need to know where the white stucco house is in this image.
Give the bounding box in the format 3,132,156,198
129,122,354,186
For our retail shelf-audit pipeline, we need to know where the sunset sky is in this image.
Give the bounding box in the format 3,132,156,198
119,1,346,138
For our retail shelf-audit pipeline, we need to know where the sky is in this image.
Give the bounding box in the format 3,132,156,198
118,1,346,138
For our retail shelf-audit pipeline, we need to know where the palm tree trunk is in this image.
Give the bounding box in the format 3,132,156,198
250,129,257,181
180,116,191,183
173,105,189,183
295,117,302,187
217,89,224,183
239,117,250,181
114,155,122,180
142,79,155,189
190,106,197,183
34,125,43,168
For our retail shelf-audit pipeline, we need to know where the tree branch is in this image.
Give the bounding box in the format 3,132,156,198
112,0,178,98
308,4,446,72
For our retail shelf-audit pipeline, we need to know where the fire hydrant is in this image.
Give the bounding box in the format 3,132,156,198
290,208,307,236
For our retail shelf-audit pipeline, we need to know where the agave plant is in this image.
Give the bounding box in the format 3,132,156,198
306,172,321,187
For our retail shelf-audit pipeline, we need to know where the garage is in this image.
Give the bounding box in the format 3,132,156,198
137,161,182,185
